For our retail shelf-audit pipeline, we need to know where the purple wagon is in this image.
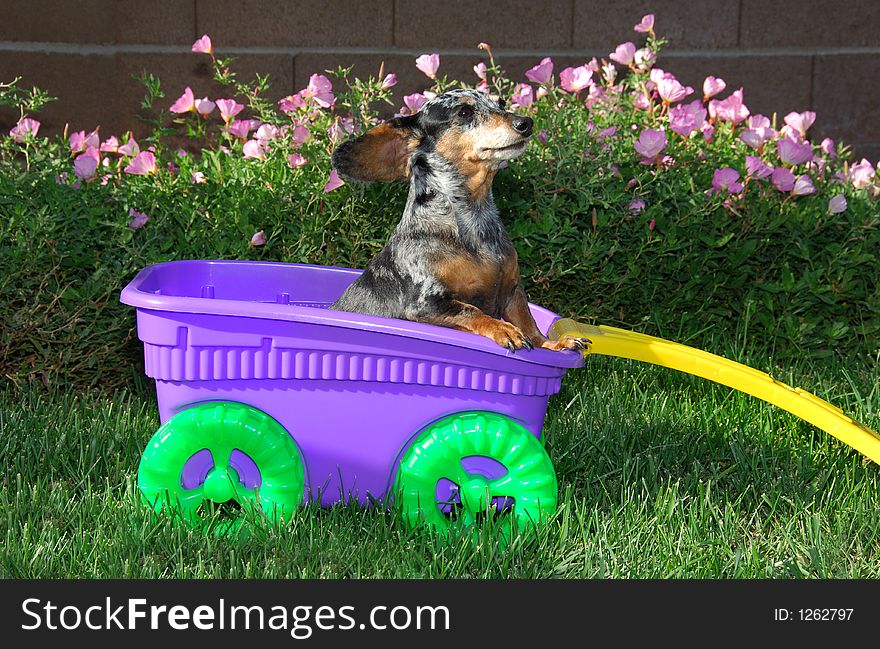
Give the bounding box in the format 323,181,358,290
121,260,583,533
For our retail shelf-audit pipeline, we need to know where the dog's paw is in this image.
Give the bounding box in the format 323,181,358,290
488,321,531,352
539,336,591,352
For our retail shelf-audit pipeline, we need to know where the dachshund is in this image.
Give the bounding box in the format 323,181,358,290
329,88,587,353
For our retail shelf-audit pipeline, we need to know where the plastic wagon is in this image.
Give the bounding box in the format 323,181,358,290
121,259,582,533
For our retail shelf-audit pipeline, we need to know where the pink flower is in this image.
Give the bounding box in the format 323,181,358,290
628,198,646,214
559,65,593,92
668,99,707,137
511,83,534,108
709,89,749,125
225,120,256,139
656,73,693,103
288,153,308,168
9,117,40,142
323,169,344,192
792,174,816,196
703,76,726,99
525,57,553,85
598,126,617,139
242,139,266,160
474,62,488,80
535,129,549,145
191,171,207,184
99,136,119,153
476,79,489,93
634,14,654,33
820,138,836,158
401,93,426,115
292,124,311,145
746,155,773,179
69,129,99,154
415,53,440,79
124,151,157,175
738,115,774,150
191,34,212,55
194,97,215,116
701,123,714,143
306,74,335,108
278,93,306,114
783,111,816,137
648,219,656,231
327,117,357,143
255,123,280,142
849,158,876,188
117,137,139,157
771,167,795,192
602,63,617,86
381,73,397,90
828,194,847,214
777,138,812,165
633,48,656,70
632,90,650,110
73,147,99,180
633,128,667,163
609,42,636,66
216,99,244,123
128,209,149,230
710,167,743,195
250,230,266,247
170,86,195,113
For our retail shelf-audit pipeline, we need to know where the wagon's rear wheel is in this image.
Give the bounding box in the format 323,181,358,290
138,402,305,534
394,411,558,536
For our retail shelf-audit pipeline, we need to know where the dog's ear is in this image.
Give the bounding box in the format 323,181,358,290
331,115,420,183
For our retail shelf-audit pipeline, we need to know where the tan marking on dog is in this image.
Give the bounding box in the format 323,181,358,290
435,128,500,202
434,250,521,314
347,123,417,182
434,253,498,299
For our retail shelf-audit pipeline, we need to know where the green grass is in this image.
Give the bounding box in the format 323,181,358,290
2,346,878,578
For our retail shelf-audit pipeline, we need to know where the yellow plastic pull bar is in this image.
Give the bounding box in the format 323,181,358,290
549,318,880,465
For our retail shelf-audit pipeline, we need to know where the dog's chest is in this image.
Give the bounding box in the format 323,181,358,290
435,252,520,316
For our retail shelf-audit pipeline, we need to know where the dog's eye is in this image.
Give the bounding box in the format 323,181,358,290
457,105,474,120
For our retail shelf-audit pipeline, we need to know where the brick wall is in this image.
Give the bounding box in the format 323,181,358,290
1,0,879,160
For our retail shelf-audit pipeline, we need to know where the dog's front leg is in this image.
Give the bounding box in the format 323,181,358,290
503,285,589,351
423,299,532,351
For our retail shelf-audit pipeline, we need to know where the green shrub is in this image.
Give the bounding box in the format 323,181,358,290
1,26,878,390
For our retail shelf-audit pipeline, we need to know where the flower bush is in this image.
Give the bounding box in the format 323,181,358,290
1,15,878,388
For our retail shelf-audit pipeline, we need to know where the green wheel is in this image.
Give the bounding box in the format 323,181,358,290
394,412,558,535
138,402,305,533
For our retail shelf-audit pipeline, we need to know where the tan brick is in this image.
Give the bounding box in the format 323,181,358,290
0,0,113,43
395,0,572,49
812,54,880,161
660,54,813,123
741,0,880,48
115,0,196,45
195,0,393,48
574,0,738,51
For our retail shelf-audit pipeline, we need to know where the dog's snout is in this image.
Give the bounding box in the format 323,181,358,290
511,116,533,136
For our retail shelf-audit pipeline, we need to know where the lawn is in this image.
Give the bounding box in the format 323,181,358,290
3,342,877,578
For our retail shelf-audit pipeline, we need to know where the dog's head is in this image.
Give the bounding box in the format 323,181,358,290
331,89,532,200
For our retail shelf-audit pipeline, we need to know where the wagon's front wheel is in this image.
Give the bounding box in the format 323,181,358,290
394,412,558,535
138,402,305,533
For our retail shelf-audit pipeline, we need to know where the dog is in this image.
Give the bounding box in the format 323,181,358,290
329,88,587,353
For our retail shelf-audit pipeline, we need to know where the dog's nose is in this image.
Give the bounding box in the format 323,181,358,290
511,115,533,136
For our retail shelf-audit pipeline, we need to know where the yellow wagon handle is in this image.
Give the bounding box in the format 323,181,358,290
549,318,880,466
